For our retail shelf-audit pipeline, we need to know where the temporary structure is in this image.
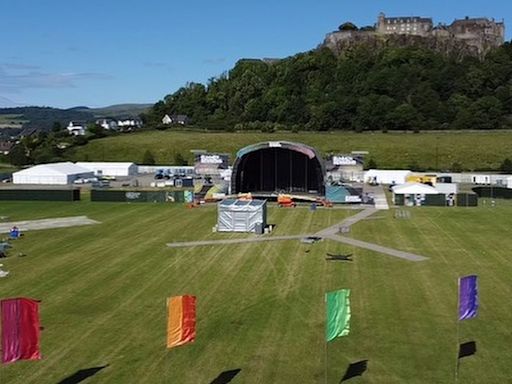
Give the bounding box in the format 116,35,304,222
392,182,443,207
392,183,440,195
75,162,137,177
217,199,267,232
365,170,412,185
13,162,93,185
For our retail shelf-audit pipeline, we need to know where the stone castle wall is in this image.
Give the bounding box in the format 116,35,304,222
323,14,506,59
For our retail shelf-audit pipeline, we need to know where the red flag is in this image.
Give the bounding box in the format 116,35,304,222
1,298,41,364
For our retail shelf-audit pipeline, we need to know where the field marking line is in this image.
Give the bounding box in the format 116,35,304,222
0,216,100,233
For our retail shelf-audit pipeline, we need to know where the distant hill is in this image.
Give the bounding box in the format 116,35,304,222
0,103,151,134
75,103,152,118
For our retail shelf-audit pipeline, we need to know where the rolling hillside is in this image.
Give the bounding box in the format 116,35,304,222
69,130,512,171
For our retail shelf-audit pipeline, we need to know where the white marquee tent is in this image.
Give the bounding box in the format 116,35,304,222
391,183,440,195
13,162,94,185
75,162,137,177
217,199,267,233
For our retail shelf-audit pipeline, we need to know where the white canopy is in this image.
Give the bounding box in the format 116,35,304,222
13,162,94,185
392,182,439,195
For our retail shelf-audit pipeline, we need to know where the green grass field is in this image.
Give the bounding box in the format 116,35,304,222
1,200,512,383
0,114,26,127
69,130,512,171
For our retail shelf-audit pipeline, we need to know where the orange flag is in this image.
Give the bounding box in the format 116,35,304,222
167,295,196,349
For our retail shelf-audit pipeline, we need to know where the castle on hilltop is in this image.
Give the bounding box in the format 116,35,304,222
323,13,506,58
376,12,504,44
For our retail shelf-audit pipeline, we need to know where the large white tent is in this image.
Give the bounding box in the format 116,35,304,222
217,199,267,233
13,162,94,185
75,162,137,177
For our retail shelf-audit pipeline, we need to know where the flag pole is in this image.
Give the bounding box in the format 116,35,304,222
325,339,328,384
325,293,328,384
455,277,460,384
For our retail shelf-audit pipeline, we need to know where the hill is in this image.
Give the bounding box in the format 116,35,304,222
143,39,512,132
73,103,152,118
69,130,512,172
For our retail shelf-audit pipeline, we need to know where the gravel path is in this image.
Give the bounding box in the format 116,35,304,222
166,207,428,262
324,234,428,262
315,208,378,237
0,216,100,233
167,235,305,248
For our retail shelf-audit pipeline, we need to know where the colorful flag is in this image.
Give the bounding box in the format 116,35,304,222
326,289,350,342
458,275,478,321
167,295,196,349
1,298,41,364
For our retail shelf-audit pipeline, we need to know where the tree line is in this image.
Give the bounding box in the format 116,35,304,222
143,42,512,132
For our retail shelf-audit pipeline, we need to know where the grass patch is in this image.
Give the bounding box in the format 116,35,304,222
0,114,26,127
69,130,512,171
1,201,511,383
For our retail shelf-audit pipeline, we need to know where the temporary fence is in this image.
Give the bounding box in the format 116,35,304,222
0,189,80,201
90,189,194,203
394,193,477,207
472,187,512,199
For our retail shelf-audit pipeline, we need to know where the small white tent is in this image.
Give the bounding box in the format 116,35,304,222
392,183,439,195
13,162,94,185
75,162,137,177
217,199,267,233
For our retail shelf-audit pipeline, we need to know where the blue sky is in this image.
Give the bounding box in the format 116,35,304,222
1,0,510,108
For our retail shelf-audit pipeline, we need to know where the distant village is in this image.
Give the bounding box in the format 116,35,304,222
0,113,192,155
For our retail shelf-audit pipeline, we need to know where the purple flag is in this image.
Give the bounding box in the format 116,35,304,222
458,275,478,321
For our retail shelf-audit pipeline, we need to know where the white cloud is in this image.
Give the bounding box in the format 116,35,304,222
0,67,113,93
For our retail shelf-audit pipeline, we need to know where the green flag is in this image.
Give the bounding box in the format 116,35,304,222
326,289,350,342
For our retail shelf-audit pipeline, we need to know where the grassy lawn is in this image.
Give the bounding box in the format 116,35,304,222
0,163,17,174
1,200,511,383
69,130,512,171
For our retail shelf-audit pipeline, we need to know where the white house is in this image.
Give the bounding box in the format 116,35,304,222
162,114,190,125
13,162,94,185
75,162,138,177
67,121,86,136
117,119,142,128
162,114,173,125
95,119,118,130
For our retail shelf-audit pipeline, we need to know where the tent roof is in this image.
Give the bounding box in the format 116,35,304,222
219,199,266,208
14,162,92,176
75,162,135,168
392,182,439,195
366,169,412,176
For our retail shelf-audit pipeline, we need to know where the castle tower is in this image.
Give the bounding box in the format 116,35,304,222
377,12,386,33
